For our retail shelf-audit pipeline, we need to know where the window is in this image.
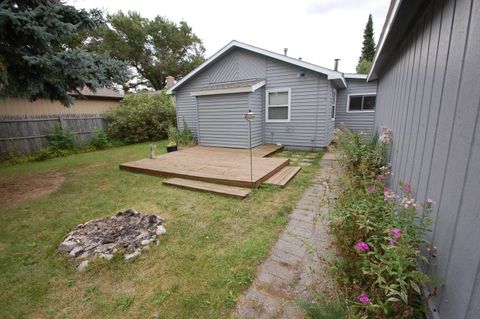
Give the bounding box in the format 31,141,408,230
348,94,376,112
266,89,291,122
331,88,337,120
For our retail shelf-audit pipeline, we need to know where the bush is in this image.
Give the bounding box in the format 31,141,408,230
47,125,76,157
105,91,176,144
330,127,431,318
89,128,111,149
167,121,197,147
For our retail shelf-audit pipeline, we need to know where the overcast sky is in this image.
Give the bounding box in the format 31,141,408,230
67,0,389,73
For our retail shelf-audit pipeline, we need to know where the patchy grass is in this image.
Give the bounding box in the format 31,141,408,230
0,142,322,318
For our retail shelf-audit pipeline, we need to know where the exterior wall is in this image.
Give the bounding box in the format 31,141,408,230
249,87,265,147
175,48,267,137
374,0,480,317
264,58,330,149
197,92,262,148
335,79,377,132
0,98,120,115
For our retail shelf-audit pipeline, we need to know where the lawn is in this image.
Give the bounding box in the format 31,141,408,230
0,141,322,319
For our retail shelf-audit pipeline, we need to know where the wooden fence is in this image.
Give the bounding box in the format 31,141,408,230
0,114,107,157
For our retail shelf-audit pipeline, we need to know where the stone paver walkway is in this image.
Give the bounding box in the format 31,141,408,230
234,153,338,318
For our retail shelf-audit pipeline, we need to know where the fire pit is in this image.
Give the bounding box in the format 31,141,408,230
59,209,166,271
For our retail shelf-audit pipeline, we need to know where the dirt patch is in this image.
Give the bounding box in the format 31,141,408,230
0,172,65,208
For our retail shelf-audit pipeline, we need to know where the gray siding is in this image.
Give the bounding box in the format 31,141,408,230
249,87,264,147
374,0,480,317
197,93,261,148
335,79,377,132
264,58,330,149
175,48,267,137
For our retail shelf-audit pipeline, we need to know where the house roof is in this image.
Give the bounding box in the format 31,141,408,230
344,73,368,80
368,0,426,80
191,79,266,96
167,40,347,94
70,87,124,100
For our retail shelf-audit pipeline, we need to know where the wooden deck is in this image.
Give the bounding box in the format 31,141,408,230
120,145,288,188
264,166,302,187
163,178,251,198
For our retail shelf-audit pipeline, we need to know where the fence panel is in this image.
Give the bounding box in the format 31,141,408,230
0,114,107,157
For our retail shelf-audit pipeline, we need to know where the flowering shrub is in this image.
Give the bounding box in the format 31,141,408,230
330,128,432,318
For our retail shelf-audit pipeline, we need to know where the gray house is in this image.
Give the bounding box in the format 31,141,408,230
167,41,377,150
369,0,479,317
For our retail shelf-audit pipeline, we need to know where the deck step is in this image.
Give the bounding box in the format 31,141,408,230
163,178,251,198
264,166,301,187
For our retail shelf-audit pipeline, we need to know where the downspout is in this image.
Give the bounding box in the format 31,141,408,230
312,76,322,150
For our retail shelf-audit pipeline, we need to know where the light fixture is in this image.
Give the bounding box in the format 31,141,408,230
244,109,255,184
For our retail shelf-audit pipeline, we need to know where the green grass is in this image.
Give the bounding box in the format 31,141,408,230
0,141,323,318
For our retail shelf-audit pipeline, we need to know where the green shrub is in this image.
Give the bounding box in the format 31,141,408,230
167,121,197,147
47,125,76,157
89,128,111,149
330,127,431,318
105,91,176,144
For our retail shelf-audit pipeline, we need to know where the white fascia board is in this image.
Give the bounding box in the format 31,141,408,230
167,40,346,93
367,0,403,81
190,80,265,97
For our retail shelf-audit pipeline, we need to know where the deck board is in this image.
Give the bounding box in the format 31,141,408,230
163,178,251,198
120,145,289,188
264,166,302,187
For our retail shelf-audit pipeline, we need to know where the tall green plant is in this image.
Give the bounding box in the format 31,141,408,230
105,91,176,144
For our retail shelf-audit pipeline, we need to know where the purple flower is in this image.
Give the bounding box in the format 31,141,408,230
367,185,376,192
401,197,418,209
389,239,397,246
357,293,370,304
403,183,412,194
384,188,397,201
388,228,401,239
425,198,435,206
376,175,384,183
356,242,370,252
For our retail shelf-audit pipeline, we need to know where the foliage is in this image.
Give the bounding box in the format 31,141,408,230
356,14,376,73
89,128,111,149
88,11,205,91
47,125,77,157
105,91,176,144
0,0,129,106
167,121,197,147
299,295,346,319
356,59,373,74
330,128,431,318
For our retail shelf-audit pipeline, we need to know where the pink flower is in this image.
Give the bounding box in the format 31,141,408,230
367,185,376,192
425,198,435,206
376,175,384,182
356,242,370,252
403,183,412,194
388,228,401,239
384,188,397,201
357,293,370,304
389,239,397,246
401,197,418,209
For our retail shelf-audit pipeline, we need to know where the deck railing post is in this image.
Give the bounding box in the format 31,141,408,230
244,110,255,186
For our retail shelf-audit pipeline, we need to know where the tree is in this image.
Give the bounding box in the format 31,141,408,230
89,12,205,91
356,14,376,74
0,0,129,106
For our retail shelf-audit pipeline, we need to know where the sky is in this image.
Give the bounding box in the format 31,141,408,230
67,0,390,73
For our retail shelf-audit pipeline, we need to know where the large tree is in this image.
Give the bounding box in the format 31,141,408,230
0,0,129,106
89,12,205,91
356,14,376,74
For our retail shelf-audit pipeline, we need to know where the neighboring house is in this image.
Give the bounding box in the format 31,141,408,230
167,40,377,150
369,0,479,317
0,88,123,116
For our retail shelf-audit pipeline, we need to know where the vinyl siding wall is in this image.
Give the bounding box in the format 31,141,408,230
264,58,330,149
374,0,480,317
335,79,377,132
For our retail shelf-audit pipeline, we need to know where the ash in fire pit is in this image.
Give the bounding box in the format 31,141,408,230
59,209,166,271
